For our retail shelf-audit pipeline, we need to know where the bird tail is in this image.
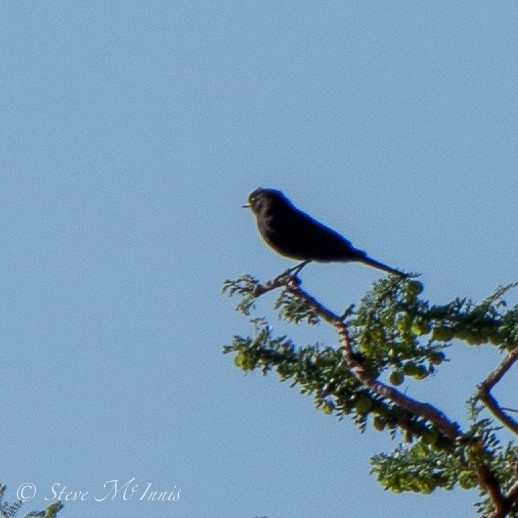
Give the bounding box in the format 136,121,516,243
361,256,408,278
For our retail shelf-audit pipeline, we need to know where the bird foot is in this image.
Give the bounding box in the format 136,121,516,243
283,260,310,278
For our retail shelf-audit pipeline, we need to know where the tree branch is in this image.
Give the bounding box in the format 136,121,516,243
479,464,509,518
479,349,518,517
487,483,518,518
284,282,461,440
479,347,518,436
252,273,461,440
251,273,516,515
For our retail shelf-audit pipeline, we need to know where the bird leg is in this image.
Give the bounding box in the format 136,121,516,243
284,260,311,277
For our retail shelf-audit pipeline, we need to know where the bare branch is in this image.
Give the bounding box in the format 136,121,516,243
487,478,518,518
252,271,301,297
504,482,518,515
281,280,462,440
479,347,518,436
480,464,510,518
477,334,518,516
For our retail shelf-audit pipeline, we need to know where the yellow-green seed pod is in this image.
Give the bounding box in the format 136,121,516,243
354,394,373,414
432,327,454,342
389,371,405,386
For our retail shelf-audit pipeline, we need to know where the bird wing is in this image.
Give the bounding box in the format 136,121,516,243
268,206,365,262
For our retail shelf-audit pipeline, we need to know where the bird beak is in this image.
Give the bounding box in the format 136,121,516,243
242,204,250,208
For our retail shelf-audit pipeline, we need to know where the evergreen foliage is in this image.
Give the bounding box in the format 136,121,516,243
0,485,63,518
223,273,518,517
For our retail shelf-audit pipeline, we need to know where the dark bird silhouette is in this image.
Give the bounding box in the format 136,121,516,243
245,188,407,277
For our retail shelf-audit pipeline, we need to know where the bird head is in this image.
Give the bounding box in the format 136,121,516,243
243,188,291,215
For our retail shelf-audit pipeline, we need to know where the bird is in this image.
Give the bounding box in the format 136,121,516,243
244,188,407,277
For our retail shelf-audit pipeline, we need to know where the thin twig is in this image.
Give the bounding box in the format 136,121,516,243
283,282,461,439
252,271,301,297
479,347,518,436
479,349,518,516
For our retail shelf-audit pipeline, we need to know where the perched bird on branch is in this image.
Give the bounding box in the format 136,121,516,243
244,188,407,277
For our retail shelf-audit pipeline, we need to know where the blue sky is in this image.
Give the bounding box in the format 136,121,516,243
2,2,518,517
